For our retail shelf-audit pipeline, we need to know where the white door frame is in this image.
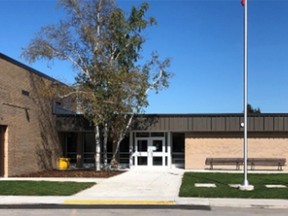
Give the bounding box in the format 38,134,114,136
131,132,171,168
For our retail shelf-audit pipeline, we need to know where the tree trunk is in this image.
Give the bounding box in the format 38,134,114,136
95,124,101,171
111,114,134,166
103,123,108,170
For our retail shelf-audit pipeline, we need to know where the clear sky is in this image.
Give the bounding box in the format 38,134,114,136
1,0,288,114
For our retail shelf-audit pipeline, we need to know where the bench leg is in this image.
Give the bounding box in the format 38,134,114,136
236,162,240,170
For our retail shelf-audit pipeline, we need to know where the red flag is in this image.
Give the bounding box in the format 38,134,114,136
241,0,245,6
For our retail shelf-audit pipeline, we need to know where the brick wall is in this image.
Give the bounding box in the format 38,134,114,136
0,57,62,176
185,132,288,171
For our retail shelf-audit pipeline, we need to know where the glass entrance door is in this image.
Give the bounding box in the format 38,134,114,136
136,139,149,166
135,138,166,167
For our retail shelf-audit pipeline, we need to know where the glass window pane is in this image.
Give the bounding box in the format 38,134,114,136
83,154,94,163
137,140,148,151
172,133,185,166
151,132,164,137
153,157,162,166
152,140,163,152
138,157,147,165
136,132,149,137
119,136,130,152
172,133,185,152
84,133,95,152
165,133,168,152
66,133,77,153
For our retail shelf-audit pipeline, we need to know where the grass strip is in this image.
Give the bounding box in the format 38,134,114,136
0,181,95,196
179,173,288,199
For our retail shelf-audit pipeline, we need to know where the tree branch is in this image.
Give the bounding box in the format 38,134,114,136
56,90,90,99
145,69,163,95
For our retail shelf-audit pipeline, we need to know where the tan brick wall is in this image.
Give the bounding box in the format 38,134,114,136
0,57,62,176
185,132,288,171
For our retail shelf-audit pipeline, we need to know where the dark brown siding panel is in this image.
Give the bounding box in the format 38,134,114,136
226,117,241,131
156,117,170,131
164,117,172,131
169,117,187,131
274,117,285,131
211,117,225,131
192,117,212,131
138,115,288,132
163,117,170,130
264,117,274,131
253,117,264,131
187,117,194,131
149,117,163,131
285,117,288,131
248,117,254,131
147,118,157,131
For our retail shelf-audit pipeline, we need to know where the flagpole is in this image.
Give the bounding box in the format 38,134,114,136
243,0,249,187
240,0,254,191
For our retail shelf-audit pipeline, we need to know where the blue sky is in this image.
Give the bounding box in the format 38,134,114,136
1,0,288,114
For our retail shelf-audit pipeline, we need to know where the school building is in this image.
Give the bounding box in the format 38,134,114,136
1,53,287,177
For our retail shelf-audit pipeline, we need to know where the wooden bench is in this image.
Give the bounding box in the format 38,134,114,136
248,158,286,171
205,157,286,171
205,158,243,170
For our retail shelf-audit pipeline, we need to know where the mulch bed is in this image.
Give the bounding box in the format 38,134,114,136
13,169,125,178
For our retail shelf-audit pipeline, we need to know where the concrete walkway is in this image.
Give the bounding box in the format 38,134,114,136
1,169,288,208
63,168,184,204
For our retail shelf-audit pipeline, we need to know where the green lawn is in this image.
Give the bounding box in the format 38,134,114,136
179,172,288,199
0,181,95,196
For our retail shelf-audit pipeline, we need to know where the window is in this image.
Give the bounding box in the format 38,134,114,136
84,133,95,163
136,132,149,137
172,133,185,153
66,133,77,163
151,132,165,137
21,90,30,97
172,133,185,167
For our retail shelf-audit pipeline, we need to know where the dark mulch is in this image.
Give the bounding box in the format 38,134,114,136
13,169,125,178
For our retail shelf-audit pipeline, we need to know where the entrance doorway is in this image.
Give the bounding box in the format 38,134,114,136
132,132,171,167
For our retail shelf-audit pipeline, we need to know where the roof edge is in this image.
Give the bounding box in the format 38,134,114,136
136,113,288,117
0,52,68,86
56,113,288,117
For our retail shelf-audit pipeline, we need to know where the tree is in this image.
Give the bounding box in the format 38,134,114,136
247,104,261,114
22,0,172,170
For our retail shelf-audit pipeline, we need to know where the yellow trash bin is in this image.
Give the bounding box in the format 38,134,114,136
58,158,70,170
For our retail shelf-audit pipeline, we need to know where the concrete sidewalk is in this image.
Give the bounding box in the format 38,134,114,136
1,169,288,209
71,168,184,200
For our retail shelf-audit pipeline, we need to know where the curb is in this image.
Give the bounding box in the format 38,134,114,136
1,197,288,209
64,199,176,205
176,197,288,209
0,203,211,210
209,198,288,209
